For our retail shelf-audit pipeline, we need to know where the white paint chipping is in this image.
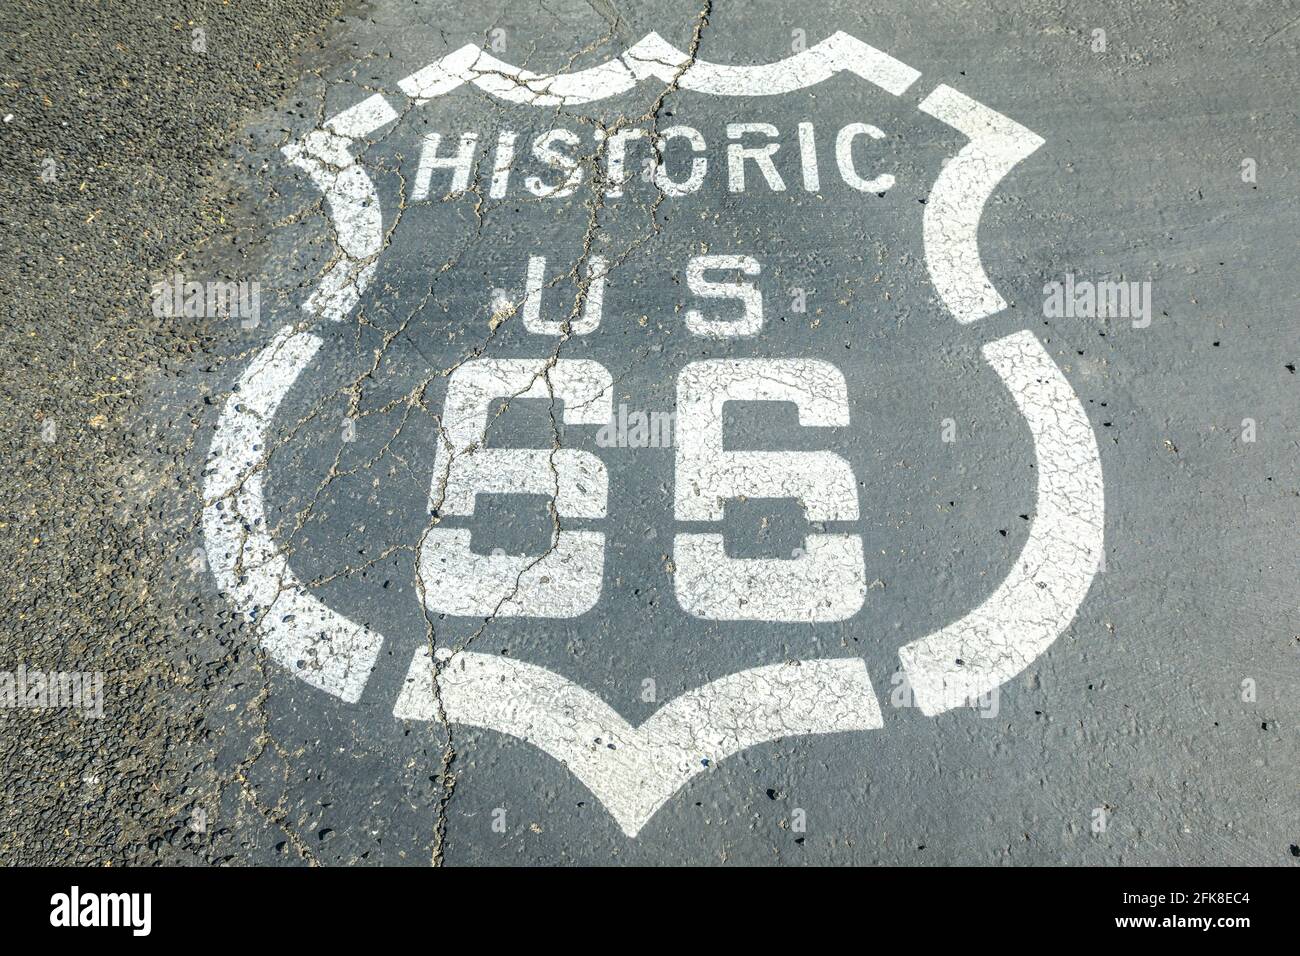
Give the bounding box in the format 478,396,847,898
281,131,384,323
324,93,400,140
674,533,868,622
202,327,384,702
898,331,1104,714
393,31,920,108
397,44,485,103
918,85,1045,323
683,255,764,337
393,650,883,836
522,255,608,335
419,358,613,618
673,357,867,621
674,359,859,522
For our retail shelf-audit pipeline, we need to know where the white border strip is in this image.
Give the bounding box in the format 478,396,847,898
394,650,882,836
898,330,1104,714
202,326,384,702
919,84,1045,322
396,31,920,105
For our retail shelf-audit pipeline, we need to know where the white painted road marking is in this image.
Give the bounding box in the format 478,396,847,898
919,85,1046,323
202,327,383,703
393,651,883,837
203,31,1105,835
421,358,613,618
899,331,1105,714
395,32,920,106
674,358,867,622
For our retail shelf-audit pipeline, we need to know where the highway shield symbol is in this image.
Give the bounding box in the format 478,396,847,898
203,32,1103,836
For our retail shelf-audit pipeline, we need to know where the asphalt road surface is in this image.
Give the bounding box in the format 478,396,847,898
2,0,1297,866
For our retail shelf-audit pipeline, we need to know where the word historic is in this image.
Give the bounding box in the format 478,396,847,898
412,121,896,200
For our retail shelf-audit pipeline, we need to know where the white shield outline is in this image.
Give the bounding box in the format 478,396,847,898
202,32,1104,837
